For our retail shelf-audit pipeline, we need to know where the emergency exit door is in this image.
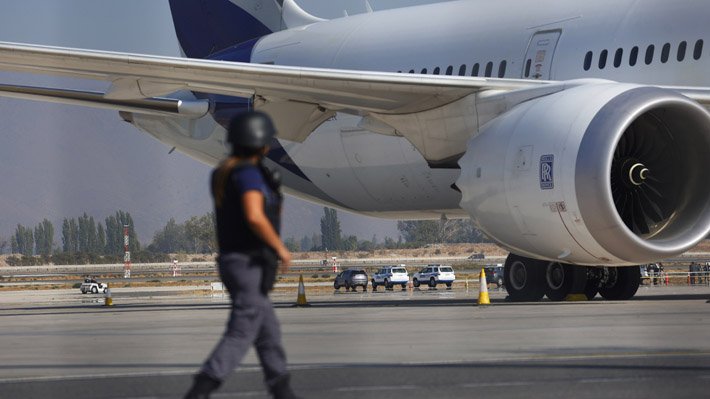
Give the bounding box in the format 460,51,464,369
523,30,562,80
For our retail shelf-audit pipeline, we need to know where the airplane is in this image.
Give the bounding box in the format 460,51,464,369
0,0,709,302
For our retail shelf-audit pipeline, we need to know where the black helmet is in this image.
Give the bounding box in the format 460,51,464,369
226,111,277,150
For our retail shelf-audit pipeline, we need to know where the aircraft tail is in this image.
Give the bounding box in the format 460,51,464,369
168,0,285,59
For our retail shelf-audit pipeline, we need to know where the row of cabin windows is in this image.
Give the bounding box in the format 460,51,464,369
399,60,508,78
584,39,704,71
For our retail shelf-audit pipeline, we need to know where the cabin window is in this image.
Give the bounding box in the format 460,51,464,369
471,63,480,76
629,46,639,66
598,49,608,69
408,69,415,73
445,65,453,75
421,68,428,74
614,48,623,68
645,45,655,65
458,64,467,76
694,39,704,60
484,61,493,77
583,51,593,71
498,60,507,78
677,41,687,62
661,43,670,63
433,67,440,75
524,59,532,77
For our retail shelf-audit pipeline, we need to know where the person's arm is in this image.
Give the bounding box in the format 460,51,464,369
242,190,292,269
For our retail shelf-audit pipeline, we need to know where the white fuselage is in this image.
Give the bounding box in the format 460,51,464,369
129,0,710,218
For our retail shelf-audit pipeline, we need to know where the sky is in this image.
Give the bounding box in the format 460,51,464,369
0,1,450,246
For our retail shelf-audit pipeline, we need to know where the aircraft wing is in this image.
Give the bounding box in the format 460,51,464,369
1,41,709,157
0,41,546,117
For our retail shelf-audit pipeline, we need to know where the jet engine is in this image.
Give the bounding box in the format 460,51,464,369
458,83,710,266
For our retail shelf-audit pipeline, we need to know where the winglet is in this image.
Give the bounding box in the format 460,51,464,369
282,0,325,28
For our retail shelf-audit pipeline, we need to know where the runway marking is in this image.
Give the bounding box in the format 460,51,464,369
336,385,418,391
460,381,534,388
579,377,651,384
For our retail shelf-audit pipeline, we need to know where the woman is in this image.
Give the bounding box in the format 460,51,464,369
185,111,300,399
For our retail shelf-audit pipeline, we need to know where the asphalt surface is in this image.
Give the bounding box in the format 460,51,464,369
0,285,708,398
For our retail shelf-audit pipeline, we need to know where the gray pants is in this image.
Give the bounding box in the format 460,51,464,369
201,253,288,387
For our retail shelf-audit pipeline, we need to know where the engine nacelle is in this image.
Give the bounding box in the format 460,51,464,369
457,83,710,265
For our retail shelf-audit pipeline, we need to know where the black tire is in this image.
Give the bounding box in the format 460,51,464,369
429,277,436,288
503,254,546,302
446,282,452,288
81,289,86,294
413,278,420,288
545,262,574,302
334,282,340,290
371,280,377,291
599,266,640,300
345,282,351,292
401,284,407,289
385,279,393,290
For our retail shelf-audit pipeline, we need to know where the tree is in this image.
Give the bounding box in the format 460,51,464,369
69,218,79,253
34,219,54,256
0,235,8,254
397,218,490,245
13,224,34,256
397,220,439,245
320,207,342,250
311,233,322,251
284,236,299,252
96,223,106,254
341,235,358,251
151,218,186,253
299,235,312,252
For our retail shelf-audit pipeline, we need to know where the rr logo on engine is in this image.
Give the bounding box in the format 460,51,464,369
540,155,554,190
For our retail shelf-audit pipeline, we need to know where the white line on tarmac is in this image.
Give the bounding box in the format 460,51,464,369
336,385,418,391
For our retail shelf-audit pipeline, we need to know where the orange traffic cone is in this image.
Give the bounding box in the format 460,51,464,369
478,269,490,305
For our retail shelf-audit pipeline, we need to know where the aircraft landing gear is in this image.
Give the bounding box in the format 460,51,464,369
503,254,546,301
504,254,641,302
597,266,641,300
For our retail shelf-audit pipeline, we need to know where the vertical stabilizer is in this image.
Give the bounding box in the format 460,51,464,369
168,0,284,59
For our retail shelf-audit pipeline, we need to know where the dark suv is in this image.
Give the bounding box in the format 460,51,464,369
334,269,368,292
483,265,504,288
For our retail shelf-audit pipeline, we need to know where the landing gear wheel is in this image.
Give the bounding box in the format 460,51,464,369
545,262,574,301
504,254,546,302
428,277,436,288
413,278,420,288
584,275,599,300
599,266,640,300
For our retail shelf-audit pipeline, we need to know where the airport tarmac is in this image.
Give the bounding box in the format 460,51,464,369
0,285,708,398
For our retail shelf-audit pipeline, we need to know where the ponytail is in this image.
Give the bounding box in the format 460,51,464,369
212,156,241,208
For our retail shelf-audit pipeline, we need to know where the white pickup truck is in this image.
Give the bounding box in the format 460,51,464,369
371,265,409,290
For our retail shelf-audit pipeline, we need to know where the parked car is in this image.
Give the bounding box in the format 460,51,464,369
412,265,456,288
484,265,505,288
333,269,368,292
80,278,108,294
372,265,409,290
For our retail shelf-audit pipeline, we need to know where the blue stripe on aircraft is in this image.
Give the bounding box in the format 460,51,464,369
168,0,272,59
